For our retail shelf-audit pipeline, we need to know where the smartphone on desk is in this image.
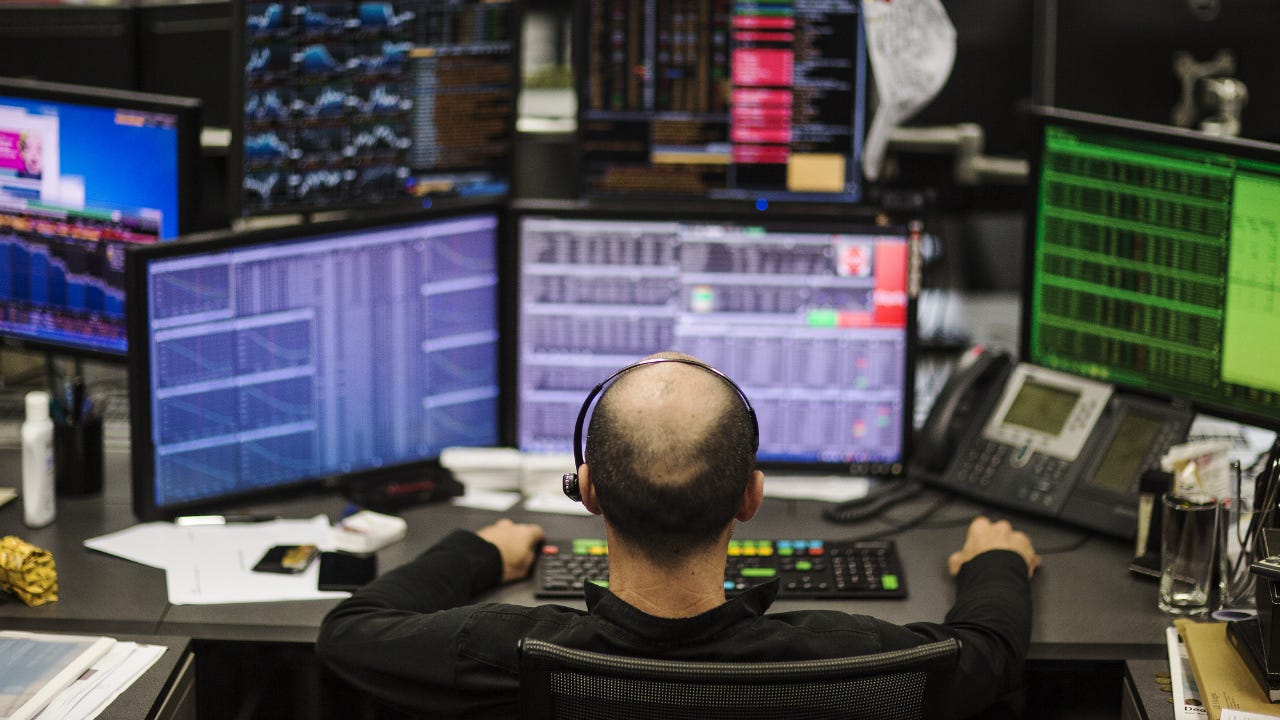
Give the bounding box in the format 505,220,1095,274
914,349,1193,539
253,544,319,574
318,551,378,591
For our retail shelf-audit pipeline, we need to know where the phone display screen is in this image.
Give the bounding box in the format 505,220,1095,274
1001,379,1079,436
1086,413,1164,494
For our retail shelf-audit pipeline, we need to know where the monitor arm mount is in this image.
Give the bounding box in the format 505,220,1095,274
886,124,1028,186
1172,49,1249,137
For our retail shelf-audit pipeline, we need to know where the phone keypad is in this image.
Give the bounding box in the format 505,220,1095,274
951,439,1072,511
954,439,1008,488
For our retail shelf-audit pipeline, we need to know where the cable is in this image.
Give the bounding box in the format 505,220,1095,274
1035,532,1094,555
843,491,957,542
823,479,925,525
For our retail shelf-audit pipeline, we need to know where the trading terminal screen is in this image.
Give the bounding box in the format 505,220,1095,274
516,209,917,473
1026,108,1280,429
127,209,501,520
0,78,199,359
577,0,867,203
234,0,517,216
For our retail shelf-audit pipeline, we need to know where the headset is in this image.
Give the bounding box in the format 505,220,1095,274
561,357,760,502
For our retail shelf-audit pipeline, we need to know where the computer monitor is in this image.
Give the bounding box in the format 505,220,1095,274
0,77,201,360
514,201,919,477
1023,107,1280,431
574,0,868,204
231,0,520,217
126,206,504,520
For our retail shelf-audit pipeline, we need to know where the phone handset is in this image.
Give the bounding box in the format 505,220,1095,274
914,346,1014,474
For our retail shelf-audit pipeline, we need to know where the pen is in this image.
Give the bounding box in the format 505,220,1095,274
174,514,282,526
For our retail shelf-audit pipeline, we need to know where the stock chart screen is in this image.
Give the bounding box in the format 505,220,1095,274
237,0,517,216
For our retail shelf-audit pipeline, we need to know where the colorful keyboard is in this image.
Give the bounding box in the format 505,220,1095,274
535,538,906,599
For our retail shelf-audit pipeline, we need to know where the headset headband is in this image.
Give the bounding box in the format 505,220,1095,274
562,357,759,502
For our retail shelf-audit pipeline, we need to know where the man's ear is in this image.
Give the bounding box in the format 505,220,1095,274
736,470,765,522
578,465,604,516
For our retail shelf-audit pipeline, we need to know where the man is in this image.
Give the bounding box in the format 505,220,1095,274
317,352,1040,718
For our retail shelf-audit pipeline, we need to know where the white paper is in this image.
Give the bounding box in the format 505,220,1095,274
1161,438,1235,500
1166,626,1207,719
33,642,166,720
83,523,186,570
164,515,349,605
861,0,956,181
763,476,871,503
452,489,523,512
0,632,115,720
1188,414,1277,494
86,516,352,605
523,492,595,516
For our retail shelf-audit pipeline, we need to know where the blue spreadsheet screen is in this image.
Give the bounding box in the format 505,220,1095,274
142,214,499,506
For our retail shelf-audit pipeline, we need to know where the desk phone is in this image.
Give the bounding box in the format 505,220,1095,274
918,352,1193,539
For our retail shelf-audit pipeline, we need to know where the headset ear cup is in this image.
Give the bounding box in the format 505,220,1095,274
562,472,582,502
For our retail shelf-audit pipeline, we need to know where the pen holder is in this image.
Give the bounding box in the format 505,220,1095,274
54,417,103,496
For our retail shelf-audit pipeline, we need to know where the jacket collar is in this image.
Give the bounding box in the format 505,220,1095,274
582,580,780,646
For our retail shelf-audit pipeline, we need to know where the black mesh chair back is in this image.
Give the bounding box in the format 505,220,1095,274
517,637,960,720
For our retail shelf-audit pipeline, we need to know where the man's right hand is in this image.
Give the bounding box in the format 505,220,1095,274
948,516,1040,579
476,519,546,583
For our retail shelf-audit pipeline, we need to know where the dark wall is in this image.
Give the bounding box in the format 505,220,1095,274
1043,0,1280,143
0,6,138,91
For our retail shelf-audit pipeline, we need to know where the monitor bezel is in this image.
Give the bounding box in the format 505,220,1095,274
1021,105,1280,431
0,75,203,362
507,197,921,479
227,0,522,220
126,201,510,521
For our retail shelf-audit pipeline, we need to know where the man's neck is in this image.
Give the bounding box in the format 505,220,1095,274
604,533,729,618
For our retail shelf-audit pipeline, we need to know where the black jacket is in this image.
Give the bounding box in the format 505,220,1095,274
317,530,1032,718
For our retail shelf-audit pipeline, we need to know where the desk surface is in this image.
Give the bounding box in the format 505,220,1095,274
0,446,1174,662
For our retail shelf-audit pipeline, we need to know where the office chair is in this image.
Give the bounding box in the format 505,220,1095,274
517,636,960,720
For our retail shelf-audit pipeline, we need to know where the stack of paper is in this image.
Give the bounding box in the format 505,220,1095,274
1167,626,1206,719
0,631,165,720
1175,619,1280,720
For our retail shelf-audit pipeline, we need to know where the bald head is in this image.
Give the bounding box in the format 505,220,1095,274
585,353,757,553
599,355,739,484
